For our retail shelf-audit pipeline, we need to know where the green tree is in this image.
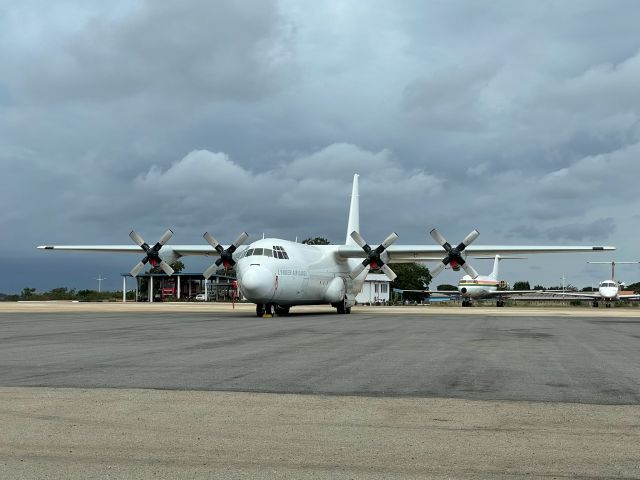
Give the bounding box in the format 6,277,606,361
20,287,37,299
533,284,545,290
625,281,640,293
513,281,531,290
149,260,185,274
581,286,597,292
390,263,432,301
302,237,331,245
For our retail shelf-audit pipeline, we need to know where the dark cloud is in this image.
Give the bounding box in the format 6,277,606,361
1,1,639,292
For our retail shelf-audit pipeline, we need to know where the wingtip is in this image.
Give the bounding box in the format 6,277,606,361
37,246,53,249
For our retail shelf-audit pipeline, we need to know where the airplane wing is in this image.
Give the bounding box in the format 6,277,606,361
618,294,640,300
336,245,615,262
538,291,599,299
37,245,240,257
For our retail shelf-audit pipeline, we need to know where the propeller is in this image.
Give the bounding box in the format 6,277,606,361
203,231,249,279
429,228,480,279
129,229,175,277
349,231,398,281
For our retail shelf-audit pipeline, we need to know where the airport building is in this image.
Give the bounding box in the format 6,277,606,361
120,272,236,302
356,273,391,305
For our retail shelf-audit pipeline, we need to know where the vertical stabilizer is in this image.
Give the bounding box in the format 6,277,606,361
489,255,501,280
346,174,360,245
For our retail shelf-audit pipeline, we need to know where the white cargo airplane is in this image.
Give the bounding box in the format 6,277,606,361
38,174,615,316
543,261,640,307
427,255,528,307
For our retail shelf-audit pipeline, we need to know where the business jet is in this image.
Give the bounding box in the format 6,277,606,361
426,255,529,307
38,174,615,316
543,261,640,307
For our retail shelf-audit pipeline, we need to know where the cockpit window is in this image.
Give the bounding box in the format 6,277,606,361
253,248,263,256
264,248,272,257
245,249,254,257
272,245,289,259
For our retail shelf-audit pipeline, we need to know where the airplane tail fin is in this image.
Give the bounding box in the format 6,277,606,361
473,255,527,280
490,255,501,280
346,174,360,245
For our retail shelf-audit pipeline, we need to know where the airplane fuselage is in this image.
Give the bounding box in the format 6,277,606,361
597,281,619,301
235,239,364,307
457,275,499,299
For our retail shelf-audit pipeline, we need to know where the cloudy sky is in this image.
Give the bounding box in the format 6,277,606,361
2,0,640,292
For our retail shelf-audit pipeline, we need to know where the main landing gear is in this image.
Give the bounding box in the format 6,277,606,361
333,299,352,314
496,300,505,307
461,299,473,307
256,303,290,317
592,301,599,308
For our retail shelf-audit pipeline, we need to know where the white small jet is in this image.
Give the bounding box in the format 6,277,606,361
38,174,615,316
427,255,528,307
544,261,640,307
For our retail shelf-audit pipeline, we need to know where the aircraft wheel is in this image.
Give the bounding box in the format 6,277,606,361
592,301,598,308
275,305,290,316
605,303,611,308
256,304,264,317
336,299,349,314
263,303,275,317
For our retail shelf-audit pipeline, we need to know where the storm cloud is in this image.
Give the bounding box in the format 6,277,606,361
2,0,640,292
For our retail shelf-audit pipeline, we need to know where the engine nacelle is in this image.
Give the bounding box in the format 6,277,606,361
159,247,180,265
324,277,346,302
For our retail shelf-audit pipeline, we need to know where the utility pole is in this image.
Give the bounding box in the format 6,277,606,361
96,275,106,293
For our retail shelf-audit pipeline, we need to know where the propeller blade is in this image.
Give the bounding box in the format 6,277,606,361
129,231,146,247
380,232,399,249
461,262,479,279
380,264,397,281
130,261,146,277
430,262,447,278
231,232,249,248
203,232,221,249
349,262,368,279
459,229,480,249
203,263,218,280
430,228,448,247
159,260,175,276
350,231,368,249
157,229,174,246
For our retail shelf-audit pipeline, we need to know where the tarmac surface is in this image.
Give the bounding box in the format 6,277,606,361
1,303,639,478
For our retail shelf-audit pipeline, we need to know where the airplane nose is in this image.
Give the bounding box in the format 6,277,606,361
240,266,276,301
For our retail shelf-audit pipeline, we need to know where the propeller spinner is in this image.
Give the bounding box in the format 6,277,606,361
349,231,398,281
429,228,480,279
129,229,175,277
203,231,249,279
